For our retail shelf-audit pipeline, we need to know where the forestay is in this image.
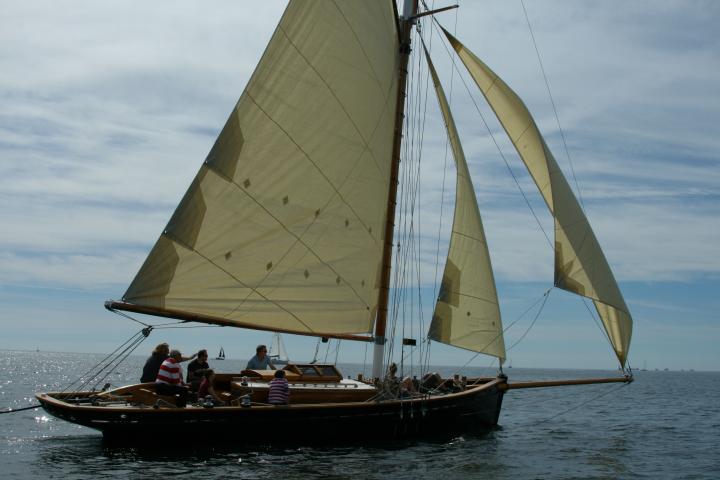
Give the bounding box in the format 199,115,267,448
443,29,632,365
424,45,506,361
124,1,400,336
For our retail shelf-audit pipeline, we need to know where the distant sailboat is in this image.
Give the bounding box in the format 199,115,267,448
268,333,290,366
215,347,226,361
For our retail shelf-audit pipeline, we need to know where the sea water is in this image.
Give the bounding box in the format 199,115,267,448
1,350,718,479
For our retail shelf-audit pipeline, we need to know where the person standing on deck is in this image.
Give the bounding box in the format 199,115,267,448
246,344,275,370
155,349,190,407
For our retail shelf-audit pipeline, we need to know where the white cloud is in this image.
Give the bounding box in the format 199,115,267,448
0,1,718,297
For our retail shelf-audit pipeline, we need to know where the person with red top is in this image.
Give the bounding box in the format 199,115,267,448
155,349,189,407
198,369,225,405
267,369,290,405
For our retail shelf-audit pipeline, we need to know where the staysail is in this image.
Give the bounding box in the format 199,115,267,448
423,45,506,361
123,1,400,336
443,29,632,365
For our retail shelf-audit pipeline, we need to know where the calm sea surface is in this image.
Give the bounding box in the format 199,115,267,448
1,350,718,479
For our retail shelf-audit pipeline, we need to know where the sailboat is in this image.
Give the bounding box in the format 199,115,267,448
215,347,226,361
36,0,632,443
269,333,290,366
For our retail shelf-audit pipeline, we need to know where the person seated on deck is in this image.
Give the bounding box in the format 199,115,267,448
155,349,190,407
186,349,210,391
141,343,196,383
420,371,443,393
384,363,415,398
267,369,290,405
198,369,226,406
246,344,275,370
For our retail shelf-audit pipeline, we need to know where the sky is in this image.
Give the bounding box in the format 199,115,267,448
0,1,718,373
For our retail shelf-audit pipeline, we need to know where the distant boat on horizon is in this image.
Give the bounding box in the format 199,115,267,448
215,347,226,361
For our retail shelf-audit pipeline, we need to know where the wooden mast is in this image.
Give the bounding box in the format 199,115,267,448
371,0,419,380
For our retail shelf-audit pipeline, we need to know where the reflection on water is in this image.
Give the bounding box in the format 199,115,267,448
2,351,720,479
31,433,500,480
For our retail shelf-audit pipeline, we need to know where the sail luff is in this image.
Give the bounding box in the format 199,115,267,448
423,43,506,361
442,28,632,366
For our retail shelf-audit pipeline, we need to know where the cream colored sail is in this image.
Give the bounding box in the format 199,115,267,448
424,45,505,360
443,29,632,365
124,1,400,335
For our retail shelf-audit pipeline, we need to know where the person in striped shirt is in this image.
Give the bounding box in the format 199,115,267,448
267,369,290,405
155,349,189,407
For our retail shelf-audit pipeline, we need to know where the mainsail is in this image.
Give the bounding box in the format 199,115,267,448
424,45,505,361
123,1,400,336
443,29,632,365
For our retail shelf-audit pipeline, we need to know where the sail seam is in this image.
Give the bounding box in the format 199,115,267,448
277,23,388,182
194,167,374,319
451,230,489,245
163,233,316,332
441,291,499,305
243,91,384,252
331,1,391,104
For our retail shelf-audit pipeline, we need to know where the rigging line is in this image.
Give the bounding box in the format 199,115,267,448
402,34,425,374
83,332,147,391
333,339,342,365
427,22,454,305
429,18,554,251
388,64,419,368
310,338,321,364
60,330,147,393
506,287,552,352
449,288,552,379
109,308,150,327
421,0,459,376
153,324,223,330
533,381,630,425
520,0,584,209
389,14,429,369
108,309,194,330
362,338,369,378
72,333,147,395
90,333,149,391
413,23,431,372
141,320,196,328
581,297,619,363
323,338,334,364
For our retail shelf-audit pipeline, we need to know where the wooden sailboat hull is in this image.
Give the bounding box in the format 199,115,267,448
35,378,505,443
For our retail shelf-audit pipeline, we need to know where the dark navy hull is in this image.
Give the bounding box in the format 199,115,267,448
37,378,505,444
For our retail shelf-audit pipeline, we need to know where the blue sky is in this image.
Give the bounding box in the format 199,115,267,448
1,1,718,372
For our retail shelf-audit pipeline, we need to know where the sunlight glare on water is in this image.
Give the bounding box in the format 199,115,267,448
1,350,718,479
